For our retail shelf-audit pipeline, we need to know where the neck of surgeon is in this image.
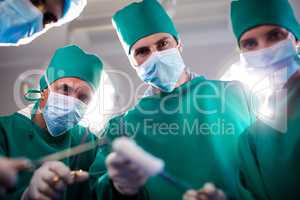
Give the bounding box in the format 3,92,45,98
32,109,47,130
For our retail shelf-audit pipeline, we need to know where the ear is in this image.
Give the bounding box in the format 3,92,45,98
30,0,46,14
177,39,183,53
128,54,139,68
39,89,49,109
237,46,242,53
296,40,300,52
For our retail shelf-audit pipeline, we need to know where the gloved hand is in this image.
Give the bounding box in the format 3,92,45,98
0,157,31,193
21,161,89,200
183,183,226,200
106,152,148,195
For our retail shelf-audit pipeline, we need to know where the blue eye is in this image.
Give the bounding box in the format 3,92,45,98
241,39,257,50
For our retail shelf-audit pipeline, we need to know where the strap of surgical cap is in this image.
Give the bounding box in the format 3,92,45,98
44,72,53,92
24,89,42,102
31,100,41,120
24,73,51,118
23,89,42,120
24,70,52,102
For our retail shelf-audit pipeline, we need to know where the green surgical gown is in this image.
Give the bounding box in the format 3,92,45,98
91,77,255,200
238,76,300,200
0,105,106,200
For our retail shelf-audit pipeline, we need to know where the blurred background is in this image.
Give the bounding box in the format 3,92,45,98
0,0,300,130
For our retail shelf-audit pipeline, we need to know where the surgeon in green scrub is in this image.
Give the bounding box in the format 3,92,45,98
89,0,255,199
228,0,300,199
0,45,104,200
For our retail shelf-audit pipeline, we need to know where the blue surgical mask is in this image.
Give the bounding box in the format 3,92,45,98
0,0,43,44
240,37,300,84
42,92,87,137
136,48,186,93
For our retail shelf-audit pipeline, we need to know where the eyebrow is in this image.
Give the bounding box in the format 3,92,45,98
56,83,73,90
75,85,92,94
265,28,285,36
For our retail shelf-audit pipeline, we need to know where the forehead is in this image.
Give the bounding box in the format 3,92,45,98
131,33,176,51
51,77,92,91
45,0,64,6
240,25,288,41
45,0,64,16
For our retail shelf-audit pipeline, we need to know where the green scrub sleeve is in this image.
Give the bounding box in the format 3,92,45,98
237,131,269,200
0,121,29,199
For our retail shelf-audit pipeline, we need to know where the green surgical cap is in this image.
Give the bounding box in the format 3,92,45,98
40,45,103,91
231,0,300,42
112,0,179,55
